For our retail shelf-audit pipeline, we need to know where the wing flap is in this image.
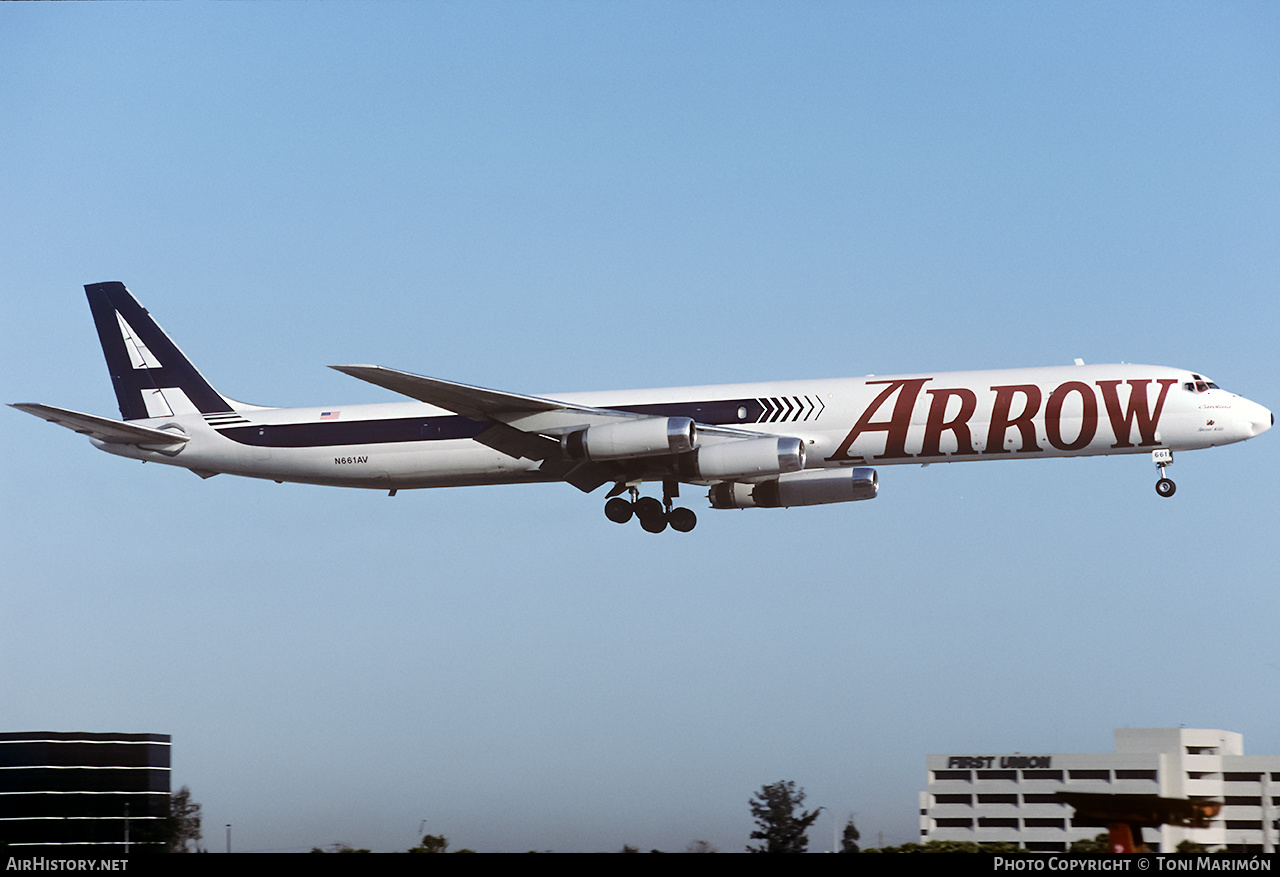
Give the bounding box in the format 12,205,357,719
10,403,190,446
472,422,560,461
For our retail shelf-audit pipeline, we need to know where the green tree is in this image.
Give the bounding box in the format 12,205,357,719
1068,833,1110,853
747,780,821,853
840,817,860,853
165,786,203,853
408,834,449,853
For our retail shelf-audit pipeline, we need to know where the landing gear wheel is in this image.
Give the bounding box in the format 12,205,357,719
604,497,634,523
667,507,697,532
634,496,668,533
1156,478,1176,498
640,516,668,534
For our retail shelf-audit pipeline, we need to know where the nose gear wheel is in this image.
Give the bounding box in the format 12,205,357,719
1152,449,1176,498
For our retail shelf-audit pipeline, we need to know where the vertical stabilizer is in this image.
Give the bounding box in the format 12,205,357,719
85,282,237,420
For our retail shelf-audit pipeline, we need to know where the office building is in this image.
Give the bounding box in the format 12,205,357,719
0,731,171,851
921,728,1278,852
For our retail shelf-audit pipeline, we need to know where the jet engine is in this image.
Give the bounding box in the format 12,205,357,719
708,467,878,509
561,416,697,461
677,436,805,481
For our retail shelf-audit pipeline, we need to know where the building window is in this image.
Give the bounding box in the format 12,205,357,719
935,818,973,828
1114,770,1157,781
978,817,1019,828
1022,794,1065,805
977,794,1018,805
1068,770,1110,781
1225,820,1262,830
976,770,1017,781
1225,796,1262,806
1224,772,1262,782
1023,818,1066,829
934,794,973,805
1022,770,1063,781
933,770,971,781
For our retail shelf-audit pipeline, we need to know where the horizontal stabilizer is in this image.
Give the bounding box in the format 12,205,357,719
9,403,190,446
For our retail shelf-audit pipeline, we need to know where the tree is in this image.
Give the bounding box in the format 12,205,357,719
840,817,860,853
408,834,449,853
684,839,717,853
747,780,821,853
165,786,203,853
1068,833,1110,854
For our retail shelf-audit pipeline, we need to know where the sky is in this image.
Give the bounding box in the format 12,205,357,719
2,2,1277,854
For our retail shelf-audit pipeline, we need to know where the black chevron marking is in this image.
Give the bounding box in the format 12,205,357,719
754,398,770,423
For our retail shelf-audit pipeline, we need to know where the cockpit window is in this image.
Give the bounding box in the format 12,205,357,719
1183,380,1221,393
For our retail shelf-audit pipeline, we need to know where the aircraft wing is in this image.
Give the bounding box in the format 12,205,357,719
330,364,645,431
9,403,191,446
330,364,770,439
329,364,785,494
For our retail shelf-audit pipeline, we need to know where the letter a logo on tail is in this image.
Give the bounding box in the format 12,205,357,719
85,282,237,421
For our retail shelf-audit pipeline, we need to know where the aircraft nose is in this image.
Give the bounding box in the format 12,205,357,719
1245,399,1272,437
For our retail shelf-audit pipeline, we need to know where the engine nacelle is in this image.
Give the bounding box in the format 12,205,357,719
561,416,697,461
708,467,878,509
678,436,805,481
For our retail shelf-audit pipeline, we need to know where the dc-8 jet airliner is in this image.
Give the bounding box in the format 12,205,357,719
11,283,1273,533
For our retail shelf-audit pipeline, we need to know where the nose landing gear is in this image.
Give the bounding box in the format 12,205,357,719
603,481,698,532
1153,449,1175,498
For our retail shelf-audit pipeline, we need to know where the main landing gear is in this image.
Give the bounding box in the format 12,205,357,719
1153,449,1176,498
604,481,697,533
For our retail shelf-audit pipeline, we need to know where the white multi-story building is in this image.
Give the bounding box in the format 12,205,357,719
921,728,1279,853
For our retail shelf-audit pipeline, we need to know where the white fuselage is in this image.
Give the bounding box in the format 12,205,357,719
91,363,1272,493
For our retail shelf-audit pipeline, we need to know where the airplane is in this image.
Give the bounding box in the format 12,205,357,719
10,282,1274,533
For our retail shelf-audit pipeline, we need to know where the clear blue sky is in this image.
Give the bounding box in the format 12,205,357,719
2,2,1277,853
